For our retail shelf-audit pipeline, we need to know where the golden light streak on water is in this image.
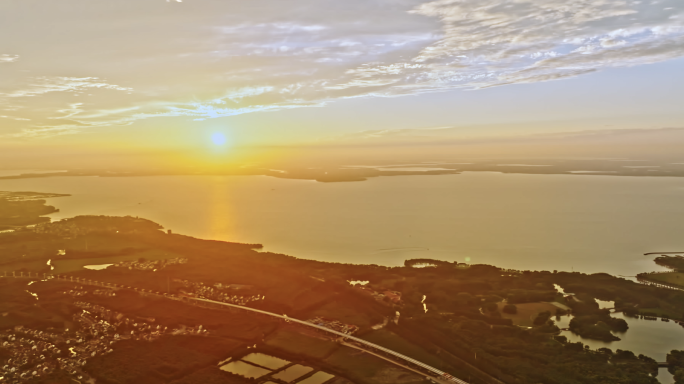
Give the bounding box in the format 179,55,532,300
210,177,235,241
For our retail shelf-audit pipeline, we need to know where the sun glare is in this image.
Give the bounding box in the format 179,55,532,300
211,132,227,146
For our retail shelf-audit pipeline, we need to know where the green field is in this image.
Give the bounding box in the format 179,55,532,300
306,301,373,328
359,329,443,368
324,346,426,384
265,329,339,359
0,231,186,275
497,301,563,327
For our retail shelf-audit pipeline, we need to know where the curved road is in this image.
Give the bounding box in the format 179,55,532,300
8,273,469,384
190,297,468,384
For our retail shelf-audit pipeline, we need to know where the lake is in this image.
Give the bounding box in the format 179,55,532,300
1,172,683,276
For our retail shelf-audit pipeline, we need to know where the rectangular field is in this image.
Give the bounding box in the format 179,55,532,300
497,301,563,327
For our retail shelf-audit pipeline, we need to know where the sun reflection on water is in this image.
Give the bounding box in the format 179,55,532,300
210,177,234,240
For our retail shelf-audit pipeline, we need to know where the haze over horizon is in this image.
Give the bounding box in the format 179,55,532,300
2,0,684,169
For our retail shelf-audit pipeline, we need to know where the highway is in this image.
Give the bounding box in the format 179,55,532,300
190,297,469,384
5,273,469,384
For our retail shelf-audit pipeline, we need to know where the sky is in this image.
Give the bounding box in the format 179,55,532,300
1,0,684,169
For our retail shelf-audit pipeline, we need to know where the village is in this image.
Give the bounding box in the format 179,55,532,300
173,279,264,306
0,285,208,383
112,257,188,271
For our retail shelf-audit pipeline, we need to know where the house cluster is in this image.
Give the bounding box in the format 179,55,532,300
113,257,188,271
62,286,89,297
174,279,263,306
0,325,101,383
170,324,208,336
73,301,162,341
32,221,92,238
93,289,116,297
307,317,359,335
0,289,210,383
0,329,62,382
73,301,206,341
355,286,403,305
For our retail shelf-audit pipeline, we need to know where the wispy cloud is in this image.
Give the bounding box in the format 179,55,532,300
0,77,135,137
1,0,683,137
332,0,684,92
3,77,132,98
0,54,19,63
0,115,30,121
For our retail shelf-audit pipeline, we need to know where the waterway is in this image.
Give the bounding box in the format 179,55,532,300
1,173,682,276
556,312,683,383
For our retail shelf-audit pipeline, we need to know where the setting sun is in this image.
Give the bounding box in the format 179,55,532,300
211,132,227,146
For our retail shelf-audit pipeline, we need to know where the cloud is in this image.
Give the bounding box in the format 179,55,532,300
0,54,19,63
0,115,30,121
332,0,684,92
0,77,135,137
11,126,82,138
3,77,132,98
1,0,683,137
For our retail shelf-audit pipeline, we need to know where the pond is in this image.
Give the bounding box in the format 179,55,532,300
556,312,684,383
296,371,336,384
241,353,290,370
219,360,271,379
271,364,313,383
83,264,113,270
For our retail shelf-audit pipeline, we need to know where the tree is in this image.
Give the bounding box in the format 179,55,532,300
668,350,684,375
674,368,684,384
502,304,517,314
533,311,551,326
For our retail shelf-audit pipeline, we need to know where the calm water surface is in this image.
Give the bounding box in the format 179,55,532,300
557,312,683,383
219,360,270,379
297,371,336,384
272,364,313,382
241,353,290,370
0,173,683,276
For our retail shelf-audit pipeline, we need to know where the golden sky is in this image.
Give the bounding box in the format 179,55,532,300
1,0,684,168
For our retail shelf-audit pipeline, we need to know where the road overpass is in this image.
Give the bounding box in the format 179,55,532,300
2,273,468,383
190,296,468,384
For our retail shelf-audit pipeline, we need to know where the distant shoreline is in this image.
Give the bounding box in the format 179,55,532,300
2,160,684,183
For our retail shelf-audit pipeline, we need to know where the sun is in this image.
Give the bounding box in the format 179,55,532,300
211,132,227,146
